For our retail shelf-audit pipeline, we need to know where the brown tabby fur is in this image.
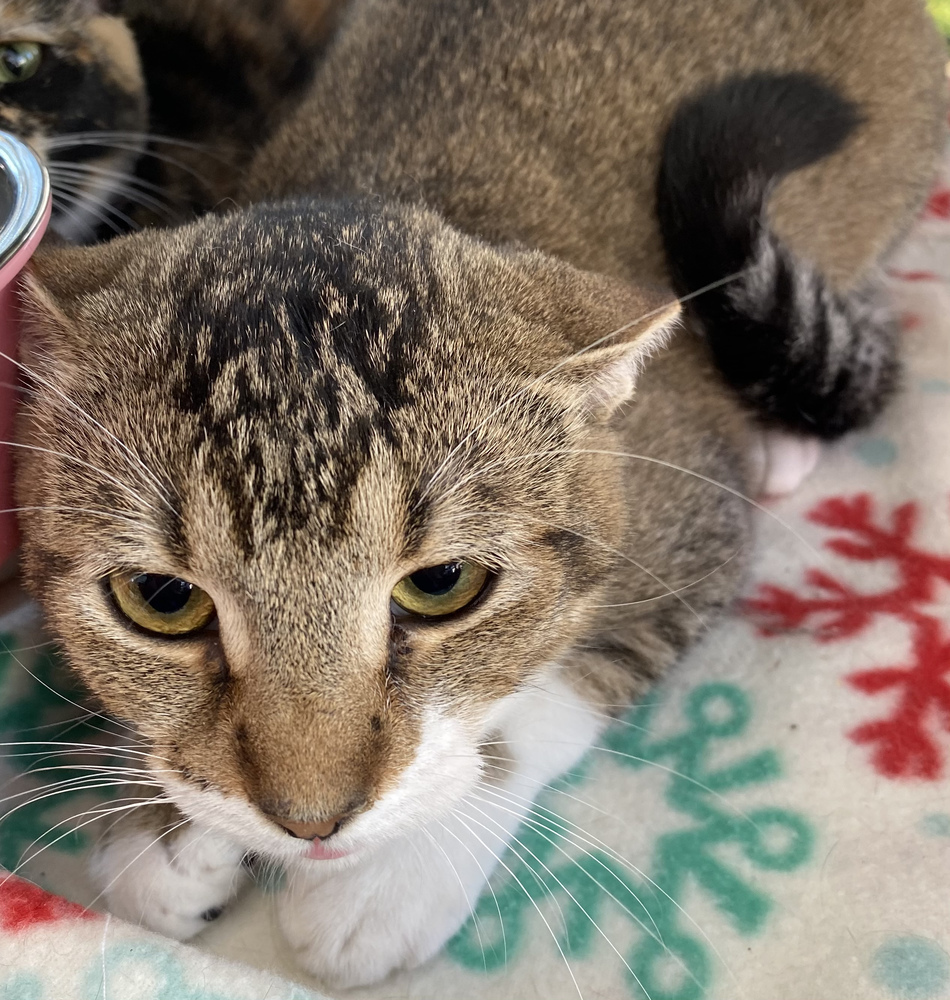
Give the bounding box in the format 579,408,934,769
249,0,947,288
11,0,947,954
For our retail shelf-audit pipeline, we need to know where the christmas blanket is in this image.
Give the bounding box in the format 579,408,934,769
0,95,947,1000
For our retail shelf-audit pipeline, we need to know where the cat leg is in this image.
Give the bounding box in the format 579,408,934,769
89,800,249,939
277,669,605,989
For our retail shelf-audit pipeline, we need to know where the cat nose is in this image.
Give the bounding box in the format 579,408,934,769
269,813,349,841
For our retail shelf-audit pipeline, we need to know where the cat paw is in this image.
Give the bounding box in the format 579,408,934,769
751,430,822,498
90,814,249,940
278,838,474,988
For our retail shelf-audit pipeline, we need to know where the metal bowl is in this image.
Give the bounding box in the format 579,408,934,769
0,131,49,280
0,131,51,571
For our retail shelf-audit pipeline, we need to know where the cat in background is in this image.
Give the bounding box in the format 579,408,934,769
0,0,146,241
15,0,947,989
0,0,342,241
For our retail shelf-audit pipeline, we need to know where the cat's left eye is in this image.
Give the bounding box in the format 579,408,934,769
392,561,490,618
108,572,216,636
0,43,42,84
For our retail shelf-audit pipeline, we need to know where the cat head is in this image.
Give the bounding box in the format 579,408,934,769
0,0,146,241
17,201,678,860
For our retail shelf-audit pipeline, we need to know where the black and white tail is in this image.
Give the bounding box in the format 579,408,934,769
656,72,899,439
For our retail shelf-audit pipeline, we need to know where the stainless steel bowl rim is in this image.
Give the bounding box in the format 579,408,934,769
0,131,49,271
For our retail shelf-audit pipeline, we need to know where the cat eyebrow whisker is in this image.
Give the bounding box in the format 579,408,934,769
0,439,163,516
437,447,821,562
591,548,744,608
0,641,146,739
419,270,748,505
0,505,152,530
450,807,586,1000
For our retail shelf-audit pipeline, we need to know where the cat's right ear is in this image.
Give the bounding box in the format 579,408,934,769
18,242,127,368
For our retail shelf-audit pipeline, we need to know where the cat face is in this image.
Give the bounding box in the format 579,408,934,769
0,0,146,241
17,202,677,861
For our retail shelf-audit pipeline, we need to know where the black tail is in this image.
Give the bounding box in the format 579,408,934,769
656,73,899,439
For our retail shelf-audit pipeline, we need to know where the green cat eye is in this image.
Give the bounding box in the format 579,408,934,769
0,42,42,84
392,561,490,618
109,571,216,636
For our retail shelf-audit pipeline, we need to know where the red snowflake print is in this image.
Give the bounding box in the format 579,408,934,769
924,186,950,222
0,873,96,931
747,495,950,780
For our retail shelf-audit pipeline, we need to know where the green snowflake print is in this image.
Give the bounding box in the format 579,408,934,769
447,682,814,1000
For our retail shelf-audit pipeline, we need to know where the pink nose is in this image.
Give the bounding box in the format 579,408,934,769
270,814,347,841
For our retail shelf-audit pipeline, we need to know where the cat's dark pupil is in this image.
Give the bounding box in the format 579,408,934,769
410,563,462,596
132,574,193,615
1,46,35,81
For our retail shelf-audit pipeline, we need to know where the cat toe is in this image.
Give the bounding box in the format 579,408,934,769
90,821,249,940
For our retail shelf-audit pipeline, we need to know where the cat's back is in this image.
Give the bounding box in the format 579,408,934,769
246,0,946,285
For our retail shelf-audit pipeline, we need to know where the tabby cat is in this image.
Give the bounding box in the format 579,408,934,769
15,0,946,988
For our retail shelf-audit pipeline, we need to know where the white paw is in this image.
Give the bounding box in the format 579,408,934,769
751,430,822,497
278,834,476,989
90,817,249,940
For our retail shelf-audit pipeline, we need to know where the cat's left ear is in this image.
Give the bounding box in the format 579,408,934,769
515,255,682,422
555,294,681,422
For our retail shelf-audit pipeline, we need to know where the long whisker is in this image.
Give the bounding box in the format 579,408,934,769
45,190,107,238
46,130,211,152
9,797,166,881
47,160,175,199
419,825,490,970
461,798,663,998
431,818,507,969
46,185,128,236
47,166,177,223
45,138,214,182
451,808,586,1000
472,783,737,987
86,814,192,913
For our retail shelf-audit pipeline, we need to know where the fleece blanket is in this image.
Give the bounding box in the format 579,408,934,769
0,89,947,1000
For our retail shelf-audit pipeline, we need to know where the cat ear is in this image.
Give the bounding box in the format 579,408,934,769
556,294,680,421
514,256,682,421
18,242,129,365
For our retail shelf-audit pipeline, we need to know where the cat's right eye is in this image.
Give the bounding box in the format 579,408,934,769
108,572,216,637
0,42,42,84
